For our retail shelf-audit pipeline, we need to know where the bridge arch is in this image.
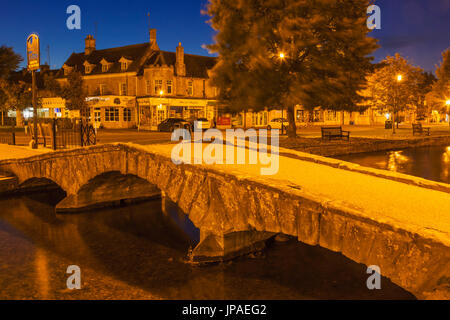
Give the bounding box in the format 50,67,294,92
0,144,448,299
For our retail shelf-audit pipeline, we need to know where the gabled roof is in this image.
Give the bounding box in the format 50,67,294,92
62,43,151,76
144,51,217,78
59,42,218,78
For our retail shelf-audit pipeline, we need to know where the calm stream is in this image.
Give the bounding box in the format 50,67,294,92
336,145,450,184
0,189,414,300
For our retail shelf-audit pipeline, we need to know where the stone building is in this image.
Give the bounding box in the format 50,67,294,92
54,30,219,129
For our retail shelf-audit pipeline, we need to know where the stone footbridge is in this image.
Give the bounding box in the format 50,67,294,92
0,143,449,299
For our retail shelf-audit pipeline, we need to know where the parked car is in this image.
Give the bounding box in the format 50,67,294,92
190,118,211,131
267,118,289,130
157,118,191,132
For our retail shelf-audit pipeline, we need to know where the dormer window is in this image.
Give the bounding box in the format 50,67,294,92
100,59,110,73
62,64,73,76
83,61,94,74
119,57,132,72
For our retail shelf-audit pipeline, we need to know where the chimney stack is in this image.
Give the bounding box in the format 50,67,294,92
149,29,159,50
85,35,96,55
149,29,157,43
176,42,186,76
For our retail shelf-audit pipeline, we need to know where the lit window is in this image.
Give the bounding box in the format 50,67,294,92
326,110,337,121
105,107,119,122
85,65,91,74
167,80,173,94
121,62,128,71
102,64,108,72
154,80,162,94
188,80,193,96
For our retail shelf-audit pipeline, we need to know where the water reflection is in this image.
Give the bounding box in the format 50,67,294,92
337,145,450,184
0,192,415,300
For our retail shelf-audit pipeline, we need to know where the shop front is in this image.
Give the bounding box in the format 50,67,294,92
137,97,217,131
86,96,137,129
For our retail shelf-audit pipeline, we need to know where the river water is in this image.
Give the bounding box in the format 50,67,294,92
0,190,414,300
336,145,450,184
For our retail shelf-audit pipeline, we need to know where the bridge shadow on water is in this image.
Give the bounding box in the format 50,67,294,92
0,188,416,300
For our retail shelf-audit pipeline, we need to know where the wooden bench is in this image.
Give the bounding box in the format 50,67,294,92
321,126,350,141
412,123,430,136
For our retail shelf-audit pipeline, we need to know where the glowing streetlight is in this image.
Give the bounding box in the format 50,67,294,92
159,90,164,96
397,75,403,82
446,100,450,106
279,52,285,59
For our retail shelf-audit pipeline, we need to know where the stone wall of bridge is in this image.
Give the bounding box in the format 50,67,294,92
0,143,448,299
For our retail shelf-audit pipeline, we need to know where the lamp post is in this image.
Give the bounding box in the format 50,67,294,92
392,74,403,134
278,52,286,135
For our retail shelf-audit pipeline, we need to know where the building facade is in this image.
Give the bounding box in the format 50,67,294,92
49,30,219,129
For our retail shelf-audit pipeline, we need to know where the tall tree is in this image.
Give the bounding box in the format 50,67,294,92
0,46,23,79
42,73,62,98
0,46,23,124
426,49,450,113
0,79,32,126
204,0,378,137
416,71,436,119
362,54,424,133
60,70,87,116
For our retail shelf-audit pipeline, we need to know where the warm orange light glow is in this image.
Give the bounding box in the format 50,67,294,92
279,52,285,59
159,90,164,96
446,100,450,106
397,75,403,82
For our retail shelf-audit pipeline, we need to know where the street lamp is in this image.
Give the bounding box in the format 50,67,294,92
279,52,285,59
392,74,403,134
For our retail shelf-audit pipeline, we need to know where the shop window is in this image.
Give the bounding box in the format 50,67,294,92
105,107,119,122
326,110,337,121
296,110,306,122
123,108,132,122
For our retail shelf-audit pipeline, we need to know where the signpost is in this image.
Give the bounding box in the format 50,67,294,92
27,33,40,149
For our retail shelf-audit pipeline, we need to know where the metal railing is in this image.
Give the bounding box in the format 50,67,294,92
27,118,97,150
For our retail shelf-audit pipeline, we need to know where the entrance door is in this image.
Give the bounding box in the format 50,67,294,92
157,108,166,124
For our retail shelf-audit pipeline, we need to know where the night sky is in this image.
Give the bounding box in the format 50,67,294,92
1,0,449,73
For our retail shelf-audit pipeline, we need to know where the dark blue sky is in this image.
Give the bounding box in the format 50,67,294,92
1,0,449,72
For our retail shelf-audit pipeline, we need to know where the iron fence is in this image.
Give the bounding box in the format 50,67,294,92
27,118,97,150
